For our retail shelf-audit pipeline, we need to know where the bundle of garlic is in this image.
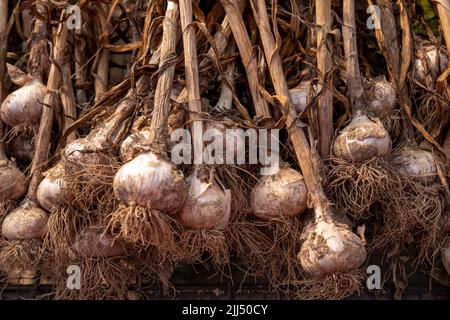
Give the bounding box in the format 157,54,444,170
108,1,185,256
0,6,68,278
251,0,366,298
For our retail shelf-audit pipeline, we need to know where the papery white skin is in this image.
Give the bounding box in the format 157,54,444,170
1,200,48,240
251,166,308,220
333,112,392,162
63,136,112,174
0,79,46,127
392,146,437,184
119,128,152,163
37,163,74,212
178,168,231,230
298,207,366,275
0,159,27,202
366,77,396,119
414,45,448,86
113,151,186,214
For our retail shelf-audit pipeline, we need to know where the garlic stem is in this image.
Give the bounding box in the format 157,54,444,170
214,42,236,112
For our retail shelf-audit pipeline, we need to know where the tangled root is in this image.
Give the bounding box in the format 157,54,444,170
43,208,93,267
64,158,120,218
107,204,179,255
227,219,274,279
266,217,304,288
371,181,445,265
52,255,139,300
290,269,365,300
413,91,444,138
0,239,50,274
381,109,403,144
176,229,229,268
215,165,255,221
327,157,402,219
0,200,16,223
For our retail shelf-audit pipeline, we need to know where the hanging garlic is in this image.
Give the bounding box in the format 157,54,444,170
298,206,366,275
178,167,231,229
413,41,448,86
113,151,186,214
119,128,152,163
1,200,48,240
391,146,437,184
365,77,397,119
37,163,74,212
0,78,46,127
250,166,308,220
0,158,27,202
333,112,392,162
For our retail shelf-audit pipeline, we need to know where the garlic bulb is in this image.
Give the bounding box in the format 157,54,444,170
298,207,366,275
63,136,113,174
113,151,186,214
178,167,231,230
443,239,450,276
250,166,308,220
366,77,396,119
1,200,48,240
333,113,392,162
391,146,436,184
119,128,152,163
413,43,448,86
6,135,34,164
73,228,126,258
37,163,74,212
0,159,27,202
0,79,46,127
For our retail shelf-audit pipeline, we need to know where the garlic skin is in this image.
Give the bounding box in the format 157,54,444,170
1,200,48,240
178,168,231,230
73,228,126,258
250,167,308,220
113,151,186,214
333,113,392,162
0,79,45,127
366,77,396,119
119,128,152,163
6,135,34,164
63,137,113,175
391,146,437,184
0,159,27,202
298,207,366,275
37,163,74,212
443,239,450,276
414,44,448,86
